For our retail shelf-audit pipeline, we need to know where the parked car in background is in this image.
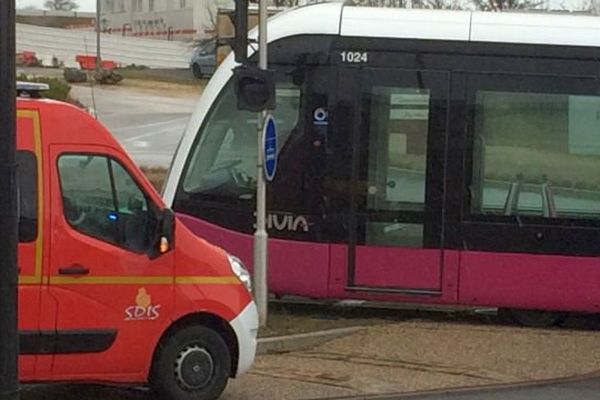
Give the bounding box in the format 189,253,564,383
190,40,216,79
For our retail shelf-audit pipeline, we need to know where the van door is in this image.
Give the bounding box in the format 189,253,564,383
344,68,449,293
16,110,43,379
46,145,173,378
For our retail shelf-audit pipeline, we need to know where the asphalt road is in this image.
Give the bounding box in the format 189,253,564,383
70,83,198,168
21,375,600,400
415,378,600,400
381,377,600,400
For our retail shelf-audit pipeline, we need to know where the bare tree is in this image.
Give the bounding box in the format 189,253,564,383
471,0,544,11
421,0,463,9
573,0,600,13
347,0,407,7
348,0,464,8
43,0,79,11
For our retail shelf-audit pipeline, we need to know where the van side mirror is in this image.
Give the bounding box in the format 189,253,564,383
148,208,174,259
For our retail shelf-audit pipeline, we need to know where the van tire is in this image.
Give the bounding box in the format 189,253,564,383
150,325,231,400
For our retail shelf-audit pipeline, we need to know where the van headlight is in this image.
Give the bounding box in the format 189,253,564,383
228,255,252,293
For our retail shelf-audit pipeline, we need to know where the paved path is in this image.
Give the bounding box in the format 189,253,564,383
70,83,198,168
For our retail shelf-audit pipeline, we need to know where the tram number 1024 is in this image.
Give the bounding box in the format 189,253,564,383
340,51,368,64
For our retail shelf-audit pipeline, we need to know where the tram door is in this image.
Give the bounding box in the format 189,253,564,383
344,68,449,293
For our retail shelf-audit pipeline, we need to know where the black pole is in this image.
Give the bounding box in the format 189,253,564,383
0,0,20,400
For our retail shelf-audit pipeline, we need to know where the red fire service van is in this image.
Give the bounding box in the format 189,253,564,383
15,82,258,400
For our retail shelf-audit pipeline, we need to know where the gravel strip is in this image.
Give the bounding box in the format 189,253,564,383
244,320,600,397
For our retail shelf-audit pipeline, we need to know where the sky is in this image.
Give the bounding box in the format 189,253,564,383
17,0,97,11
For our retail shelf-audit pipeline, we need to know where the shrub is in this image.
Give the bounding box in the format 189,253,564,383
17,73,71,101
140,166,168,192
121,64,149,70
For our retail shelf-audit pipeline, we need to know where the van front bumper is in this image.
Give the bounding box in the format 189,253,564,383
230,301,259,377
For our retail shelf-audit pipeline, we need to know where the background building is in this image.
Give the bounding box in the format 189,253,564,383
100,0,233,41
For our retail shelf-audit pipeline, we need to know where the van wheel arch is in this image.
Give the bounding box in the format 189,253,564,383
151,312,239,379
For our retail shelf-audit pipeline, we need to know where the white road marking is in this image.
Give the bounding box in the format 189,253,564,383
112,116,189,136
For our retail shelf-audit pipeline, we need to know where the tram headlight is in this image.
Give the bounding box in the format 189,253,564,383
228,255,252,294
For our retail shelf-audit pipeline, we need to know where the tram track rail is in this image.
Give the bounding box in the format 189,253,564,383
269,298,600,333
302,369,600,400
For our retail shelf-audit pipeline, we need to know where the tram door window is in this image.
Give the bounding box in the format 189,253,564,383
363,87,430,247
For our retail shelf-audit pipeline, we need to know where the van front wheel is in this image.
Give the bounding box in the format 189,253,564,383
151,325,231,400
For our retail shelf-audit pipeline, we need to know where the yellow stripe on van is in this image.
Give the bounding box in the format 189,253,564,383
175,276,240,285
49,276,240,285
49,276,173,285
17,110,43,285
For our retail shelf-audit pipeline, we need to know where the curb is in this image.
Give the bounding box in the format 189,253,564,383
256,326,364,355
310,369,600,400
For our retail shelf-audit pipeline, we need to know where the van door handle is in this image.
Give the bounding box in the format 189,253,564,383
58,265,90,275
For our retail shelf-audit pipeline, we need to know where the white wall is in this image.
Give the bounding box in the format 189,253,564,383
16,23,194,68
193,0,234,39
102,0,201,40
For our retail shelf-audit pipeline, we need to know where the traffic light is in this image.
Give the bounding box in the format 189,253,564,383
233,0,249,63
234,65,276,112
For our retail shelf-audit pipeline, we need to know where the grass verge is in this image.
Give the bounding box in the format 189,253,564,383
117,68,207,86
140,166,168,192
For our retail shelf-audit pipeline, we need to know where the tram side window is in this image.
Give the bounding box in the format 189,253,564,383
471,91,600,219
182,77,301,203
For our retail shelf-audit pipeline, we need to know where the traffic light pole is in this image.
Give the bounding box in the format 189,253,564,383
96,0,102,72
253,0,269,327
0,1,20,400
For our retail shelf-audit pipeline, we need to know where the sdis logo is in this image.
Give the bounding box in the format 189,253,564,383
125,288,161,321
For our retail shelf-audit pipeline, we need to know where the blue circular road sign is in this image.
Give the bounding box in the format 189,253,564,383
263,114,277,182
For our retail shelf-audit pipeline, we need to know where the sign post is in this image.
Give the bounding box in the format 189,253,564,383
253,0,270,327
0,1,20,400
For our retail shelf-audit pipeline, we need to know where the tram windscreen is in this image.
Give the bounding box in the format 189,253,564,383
182,79,301,200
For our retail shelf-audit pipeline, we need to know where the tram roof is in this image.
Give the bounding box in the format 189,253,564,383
259,2,600,49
